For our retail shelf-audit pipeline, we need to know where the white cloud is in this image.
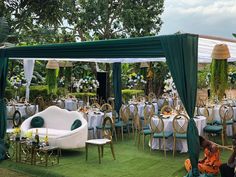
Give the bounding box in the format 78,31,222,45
160,0,236,38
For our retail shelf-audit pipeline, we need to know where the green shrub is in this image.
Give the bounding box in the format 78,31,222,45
122,89,144,102
5,88,15,99
197,72,208,89
70,92,96,99
19,85,48,101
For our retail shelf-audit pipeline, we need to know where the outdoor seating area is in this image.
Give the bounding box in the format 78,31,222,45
1,1,236,177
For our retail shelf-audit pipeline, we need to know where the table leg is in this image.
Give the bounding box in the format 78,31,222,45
57,149,60,164
45,151,49,167
86,143,88,161
98,145,101,164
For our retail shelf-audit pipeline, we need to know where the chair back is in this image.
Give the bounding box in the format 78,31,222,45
128,104,138,120
148,92,156,102
3,98,9,105
196,98,206,107
91,102,101,109
144,103,155,125
119,104,130,123
102,116,114,140
137,96,146,102
13,110,22,127
34,96,45,111
219,104,234,121
54,99,65,109
19,97,26,103
133,112,141,131
7,105,16,118
150,116,164,134
25,104,37,117
172,114,188,134
100,103,113,113
107,97,115,109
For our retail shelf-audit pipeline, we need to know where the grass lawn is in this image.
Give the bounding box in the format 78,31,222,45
0,137,232,177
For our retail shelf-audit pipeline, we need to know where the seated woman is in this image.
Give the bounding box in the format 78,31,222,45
185,136,222,175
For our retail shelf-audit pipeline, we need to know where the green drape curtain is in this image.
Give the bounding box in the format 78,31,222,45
0,56,8,160
160,34,200,177
112,63,122,114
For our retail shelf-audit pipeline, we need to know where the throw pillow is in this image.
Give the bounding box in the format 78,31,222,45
30,116,44,128
71,119,82,130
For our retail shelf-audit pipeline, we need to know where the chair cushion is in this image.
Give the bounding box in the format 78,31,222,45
142,129,151,135
214,120,233,125
115,121,125,127
96,125,112,130
175,133,187,139
30,116,44,128
203,125,222,133
71,119,82,130
153,131,173,138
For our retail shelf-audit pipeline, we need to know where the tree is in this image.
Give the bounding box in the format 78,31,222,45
66,0,164,96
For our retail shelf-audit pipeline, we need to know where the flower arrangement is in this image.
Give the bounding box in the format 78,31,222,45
126,73,146,89
228,72,236,86
163,72,176,93
74,76,99,92
205,73,211,86
9,73,26,89
13,127,21,140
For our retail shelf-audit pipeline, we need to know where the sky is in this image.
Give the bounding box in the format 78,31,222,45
159,0,236,38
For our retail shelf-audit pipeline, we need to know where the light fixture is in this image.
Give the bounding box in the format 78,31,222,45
46,60,59,69
211,44,230,60
140,62,149,68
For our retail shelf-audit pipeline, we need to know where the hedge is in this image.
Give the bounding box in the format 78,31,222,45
5,86,144,103
122,89,144,102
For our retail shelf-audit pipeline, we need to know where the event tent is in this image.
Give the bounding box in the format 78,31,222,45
0,33,236,176
6,34,236,63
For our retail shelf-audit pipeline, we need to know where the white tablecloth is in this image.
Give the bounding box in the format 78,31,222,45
151,115,206,153
198,105,236,136
7,104,38,129
157,98,174,108
129,103,158,117
7,104,38,117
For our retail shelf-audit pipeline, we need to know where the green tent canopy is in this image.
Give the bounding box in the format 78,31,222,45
0,33,199,176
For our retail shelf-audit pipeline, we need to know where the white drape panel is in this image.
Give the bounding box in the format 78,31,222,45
23,59,35,100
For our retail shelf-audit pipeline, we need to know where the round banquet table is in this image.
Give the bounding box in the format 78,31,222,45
198,105,236,136
7,104,38,129
7,104,38,117
129,102,158,117
150,115,206,153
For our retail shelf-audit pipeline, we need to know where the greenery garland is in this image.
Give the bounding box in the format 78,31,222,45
210,59,228,101
46,69,59,94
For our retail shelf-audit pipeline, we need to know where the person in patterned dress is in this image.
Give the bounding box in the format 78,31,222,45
185,136,221,175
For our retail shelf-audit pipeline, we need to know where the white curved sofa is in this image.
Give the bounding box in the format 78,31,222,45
21,106,88,149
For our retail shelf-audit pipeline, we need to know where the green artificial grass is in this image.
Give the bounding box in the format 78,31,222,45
0,137,232,177
0,168,29,177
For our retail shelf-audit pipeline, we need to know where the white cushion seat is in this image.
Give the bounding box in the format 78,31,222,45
86,139,111,145
29,128,71,138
